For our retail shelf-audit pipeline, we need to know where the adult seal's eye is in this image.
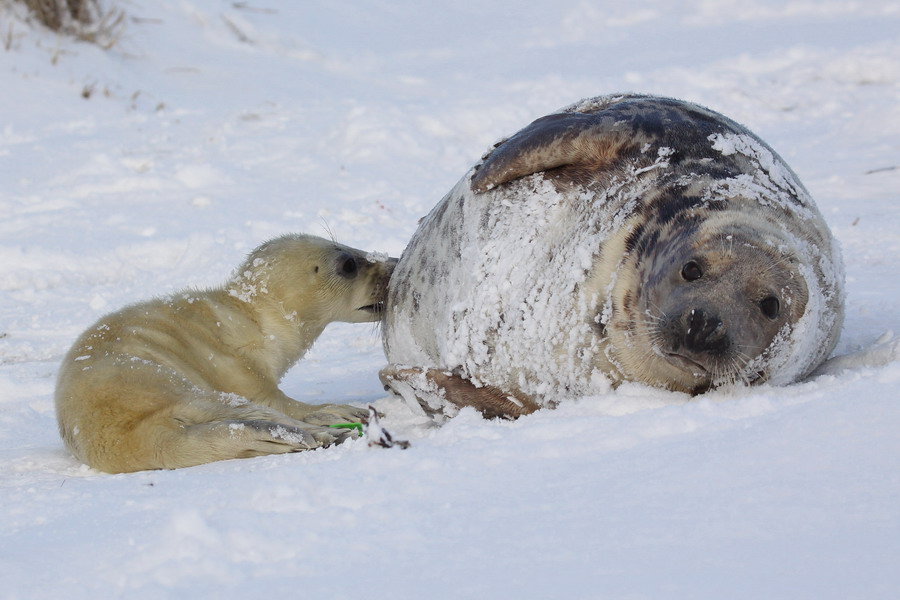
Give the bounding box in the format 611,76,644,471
681,261,703,281
760,295,780,319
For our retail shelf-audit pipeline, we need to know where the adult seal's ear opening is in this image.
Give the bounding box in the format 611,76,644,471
381,94,844,420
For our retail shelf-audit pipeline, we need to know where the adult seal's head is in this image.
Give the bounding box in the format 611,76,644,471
588,201,818,394
382,94,844,418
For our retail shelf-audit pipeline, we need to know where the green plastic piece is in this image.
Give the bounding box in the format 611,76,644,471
328,422,364,435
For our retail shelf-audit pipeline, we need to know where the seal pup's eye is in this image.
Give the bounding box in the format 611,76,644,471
760,296,780,319
681,261,703,281
337,254,358,278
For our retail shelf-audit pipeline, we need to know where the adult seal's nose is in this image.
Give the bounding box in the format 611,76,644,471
684,308,728,354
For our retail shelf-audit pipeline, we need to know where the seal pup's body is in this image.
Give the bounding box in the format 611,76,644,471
381,95,844,419
56,234,395,473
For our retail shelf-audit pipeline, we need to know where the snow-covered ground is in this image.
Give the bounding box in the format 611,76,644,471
2,1,899,597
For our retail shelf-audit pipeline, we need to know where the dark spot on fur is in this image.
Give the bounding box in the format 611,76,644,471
631,114,665,138
667,149,685,165
667,214,704,240
440,218,455,240
429,198,450,223
634,228,660,260
682,105,727,128
624,222,646,253
655,193,702,225
653,190,727,227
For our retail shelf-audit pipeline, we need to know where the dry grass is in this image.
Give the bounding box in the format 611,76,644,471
9,0,125,48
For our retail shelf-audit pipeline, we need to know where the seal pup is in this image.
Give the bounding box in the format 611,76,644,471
381,94,844,420
56,234,396,473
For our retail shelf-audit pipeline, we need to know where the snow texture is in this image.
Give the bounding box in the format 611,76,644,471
2,1,900,598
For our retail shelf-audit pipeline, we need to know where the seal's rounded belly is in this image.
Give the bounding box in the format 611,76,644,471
382,94,844,418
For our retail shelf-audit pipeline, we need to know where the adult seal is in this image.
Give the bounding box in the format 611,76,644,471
381,94,844,419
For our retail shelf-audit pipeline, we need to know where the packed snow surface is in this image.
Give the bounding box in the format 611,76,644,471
1,1,899,598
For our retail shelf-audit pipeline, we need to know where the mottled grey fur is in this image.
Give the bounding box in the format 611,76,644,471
382,95,844,418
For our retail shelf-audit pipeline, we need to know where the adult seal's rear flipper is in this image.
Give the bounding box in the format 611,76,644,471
379,365,539,420
469,94,747,193
471,112,631,193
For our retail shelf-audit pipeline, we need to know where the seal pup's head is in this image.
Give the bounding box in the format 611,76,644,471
227,234,397,325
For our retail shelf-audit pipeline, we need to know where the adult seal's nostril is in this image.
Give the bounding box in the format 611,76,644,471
683,309,728,354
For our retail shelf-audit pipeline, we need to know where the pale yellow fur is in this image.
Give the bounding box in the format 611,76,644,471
55,234,394,473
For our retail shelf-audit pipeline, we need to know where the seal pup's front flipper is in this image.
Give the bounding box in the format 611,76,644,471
165,419,350,467
153,397,353,469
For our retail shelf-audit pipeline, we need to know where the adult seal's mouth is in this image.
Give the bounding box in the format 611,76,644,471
664,353,710,378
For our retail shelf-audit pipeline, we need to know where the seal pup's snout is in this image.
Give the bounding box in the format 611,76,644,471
355,255,398,317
